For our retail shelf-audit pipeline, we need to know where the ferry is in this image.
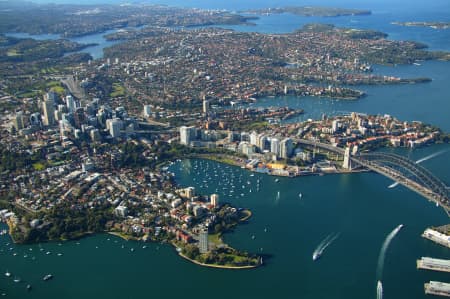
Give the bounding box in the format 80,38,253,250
377,280,383,299
312,252,320,261
43,274,53,281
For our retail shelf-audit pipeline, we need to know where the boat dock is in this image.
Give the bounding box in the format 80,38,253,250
425,281,450,297
417,257,450,273
422,228,450,249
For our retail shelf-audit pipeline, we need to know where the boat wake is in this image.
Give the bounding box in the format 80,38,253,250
377,224,403,278
388,150,447,188
312,232,340,261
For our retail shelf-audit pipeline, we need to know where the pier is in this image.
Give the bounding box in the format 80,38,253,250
422,228,450,249
425,281,450,297
417,257,450,273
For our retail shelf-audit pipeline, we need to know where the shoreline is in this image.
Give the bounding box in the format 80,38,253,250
193,153,370,178
176,249,261,270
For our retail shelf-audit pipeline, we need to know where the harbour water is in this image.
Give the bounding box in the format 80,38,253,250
1,0,450,298
1,145,450,298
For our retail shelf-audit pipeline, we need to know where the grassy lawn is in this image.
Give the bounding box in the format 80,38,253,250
17,90,41,98
47,81,65,95
32,162,46,171
6,49,21,57
110,83,126,97
208,233,224,246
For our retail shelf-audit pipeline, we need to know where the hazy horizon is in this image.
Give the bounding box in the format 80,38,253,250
3,0,448,12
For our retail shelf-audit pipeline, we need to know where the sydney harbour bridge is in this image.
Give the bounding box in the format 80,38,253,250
297,139,450,216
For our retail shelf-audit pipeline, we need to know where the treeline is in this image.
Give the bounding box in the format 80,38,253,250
12,203,113,243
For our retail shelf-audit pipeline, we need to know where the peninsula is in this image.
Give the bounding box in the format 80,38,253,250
245,6,371,17
391,21,450,30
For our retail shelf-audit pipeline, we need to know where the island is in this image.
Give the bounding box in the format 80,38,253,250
391,21,450,30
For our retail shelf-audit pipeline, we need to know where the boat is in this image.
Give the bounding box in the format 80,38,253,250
299,193,303,198
312,252,320,261
377,280,383,299
43,274,53,281
5,271,11,277
27,284,32,291
274,178,279,182
13,277,21,283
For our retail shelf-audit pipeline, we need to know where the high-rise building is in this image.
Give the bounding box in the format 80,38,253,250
250,131,258,146
332,120,340,133
29,113,41,126
258,135,268,151
74,107,85,128
42,99,55,126
343,146,352,170
13,112,24,130
280,138,294,159
143,105,152,117
90,129,101,142
210,194,219,208
180,126,196,146
109,119,123,138
270,138,280,156
202,99,209,114
185,187,195,199
238,142,255,156
199,229,209,253
44,91,58,103
66,95,77,113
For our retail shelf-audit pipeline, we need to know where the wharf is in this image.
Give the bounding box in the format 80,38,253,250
422,228,450,249
417,257,450,273
425,281,450,297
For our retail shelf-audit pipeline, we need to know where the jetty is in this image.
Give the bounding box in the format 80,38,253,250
422,228,450,249
425,281,450,297
417,257,450,273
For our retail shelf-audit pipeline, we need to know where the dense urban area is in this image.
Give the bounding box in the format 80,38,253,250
1,1,450,271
